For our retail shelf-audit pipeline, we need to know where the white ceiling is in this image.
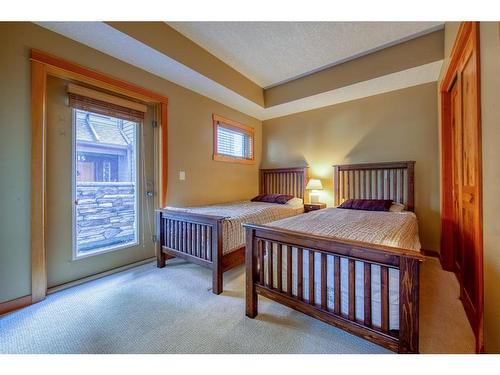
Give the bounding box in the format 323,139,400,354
168,22,444,87
37,22,442,120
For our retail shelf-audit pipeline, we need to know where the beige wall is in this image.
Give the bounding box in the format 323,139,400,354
0,22,261,303
262,82,440,252
479,22,500,353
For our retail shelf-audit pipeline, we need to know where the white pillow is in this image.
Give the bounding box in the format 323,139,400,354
389,202,405,212
285,197,304,208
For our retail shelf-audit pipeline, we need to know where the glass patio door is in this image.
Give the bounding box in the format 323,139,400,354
46,76,156,288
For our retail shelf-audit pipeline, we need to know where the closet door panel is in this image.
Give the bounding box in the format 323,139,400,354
459,48,481,324
450,78,463,278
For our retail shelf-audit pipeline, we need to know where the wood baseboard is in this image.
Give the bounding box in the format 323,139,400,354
0,295,32,316
47,257,155,295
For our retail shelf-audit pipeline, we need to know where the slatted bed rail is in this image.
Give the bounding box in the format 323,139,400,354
158,212,222,262
156,210,225,293
244,225,424,353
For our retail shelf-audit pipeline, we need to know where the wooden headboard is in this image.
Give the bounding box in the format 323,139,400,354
259,167,309,199
333,161,415,211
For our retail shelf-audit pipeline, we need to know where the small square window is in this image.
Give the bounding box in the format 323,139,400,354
213,114,255,164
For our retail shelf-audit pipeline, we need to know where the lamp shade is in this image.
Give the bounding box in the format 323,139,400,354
306,179,323,190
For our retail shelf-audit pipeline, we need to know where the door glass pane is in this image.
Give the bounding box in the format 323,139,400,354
73,109,138,258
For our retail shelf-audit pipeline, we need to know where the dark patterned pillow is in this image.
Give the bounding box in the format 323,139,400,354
251,194,294,204
338,199,392,212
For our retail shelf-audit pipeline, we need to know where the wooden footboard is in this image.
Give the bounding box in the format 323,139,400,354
244,224,424,353
156,209,226,294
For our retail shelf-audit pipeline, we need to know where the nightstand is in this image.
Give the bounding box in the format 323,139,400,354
304,203,327,213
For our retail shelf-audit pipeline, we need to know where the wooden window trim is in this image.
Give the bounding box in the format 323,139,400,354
30,49,168,304
212,114,255,165
212,154,256,165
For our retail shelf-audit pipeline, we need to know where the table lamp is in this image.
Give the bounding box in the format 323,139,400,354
306,178,323,203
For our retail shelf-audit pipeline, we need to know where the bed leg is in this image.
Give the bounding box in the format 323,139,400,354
156,250,166,268
245,228,258,318
212,220,224,295
399,256,420,354
156,211,166,268
246,284,258,318
212,269,223,295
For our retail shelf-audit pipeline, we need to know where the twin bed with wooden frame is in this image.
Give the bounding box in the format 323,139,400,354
244,161,424,353
156,167,308,295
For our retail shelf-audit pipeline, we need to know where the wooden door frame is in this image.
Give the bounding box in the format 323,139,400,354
439,22,484,353
30,49,169,304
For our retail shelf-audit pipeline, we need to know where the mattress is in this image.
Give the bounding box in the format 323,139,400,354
264,208,421,330
166,201,303,254
266,207,421,251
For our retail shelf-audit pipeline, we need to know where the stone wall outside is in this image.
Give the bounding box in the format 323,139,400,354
76,182,136,252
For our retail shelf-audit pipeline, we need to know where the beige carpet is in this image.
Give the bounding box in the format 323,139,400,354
419,257,475,353
0,256,474,354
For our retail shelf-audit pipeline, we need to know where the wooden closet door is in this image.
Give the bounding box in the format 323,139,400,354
440,22,483,352
450,77,463,279
458,40,482,332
